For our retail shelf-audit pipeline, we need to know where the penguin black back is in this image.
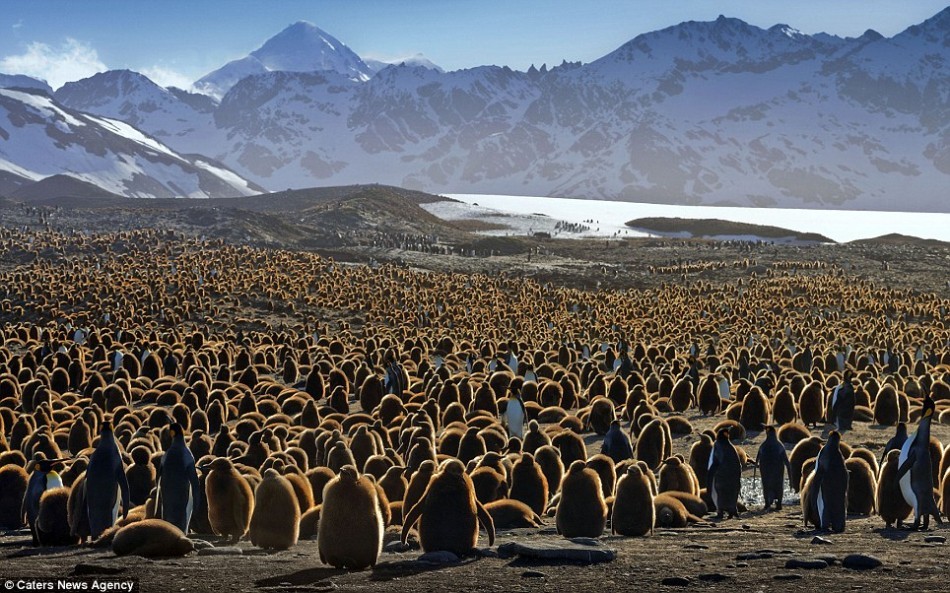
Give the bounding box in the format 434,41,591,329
84,420,131,539
158,423,201,534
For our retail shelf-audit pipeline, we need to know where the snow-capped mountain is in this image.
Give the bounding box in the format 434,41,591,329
0,74,54,95
54,70,218,156
8,10,950,210
0,87,262,199
364,54,444,73
193,21,374,99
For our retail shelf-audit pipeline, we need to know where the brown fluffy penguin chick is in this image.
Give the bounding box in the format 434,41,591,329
0,464,28,529
401,459,495,555
845,457,876,515
612,464,655,536
205,457,254,543
556,460,607,538
535,445,565,496
688,434,714,489
112,519,194,557
37,488,79,546
508,453,549,515
249,468,301,550
878,450,912,528
789,437,824,493
653,493,701,528
658,456,698,495
485,499,544,528
403,460,436,521
318,466,384,569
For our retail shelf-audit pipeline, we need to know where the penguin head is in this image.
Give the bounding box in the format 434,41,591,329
716,428,731,442
168,422,184,440
626,464,643,478
827,430,841,446
339,465,359,482
441,459,465,476
764,425,777,436
567,460,586,475
896,423,907,437
922,392,936,419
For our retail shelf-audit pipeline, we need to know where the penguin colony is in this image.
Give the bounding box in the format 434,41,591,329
0,226,950,568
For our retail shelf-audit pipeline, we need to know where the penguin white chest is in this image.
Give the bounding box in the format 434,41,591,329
505,402,525,439
898,438,917,512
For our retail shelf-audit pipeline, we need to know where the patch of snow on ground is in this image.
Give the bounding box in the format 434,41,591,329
433,194,950,243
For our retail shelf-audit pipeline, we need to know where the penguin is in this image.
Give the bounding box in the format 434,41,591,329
707,429,742,519
36,487,79,546
688,433,714,489
804,430,849,532
653,493,702,528
84,420,131,539
897,392,943,530
845,457,876,515
157,423,201,534
508,453,548,515
756,425,791,510
249,468,301,550
502,389,526,440
881,423,908,464
555,460,607,538
830,371,856,431
112,519,195,557
878,449,912,528
612,464,655,536
203,457,254,543
484,499,543,528
0,464,28,530
401,459,495,555
600,420,633,463
22,457,65,545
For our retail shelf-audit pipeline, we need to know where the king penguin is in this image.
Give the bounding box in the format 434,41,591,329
811,430,849,532
707,429,742,519
897,392,943,530
830,371,856,431
22,456,65,546
881,423,907,464
756,425,791,510
601,420,633,463
157,422,201,533
502,388,527,440
85,419,131,539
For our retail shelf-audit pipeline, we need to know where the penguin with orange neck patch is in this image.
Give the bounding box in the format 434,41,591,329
898,392,943,530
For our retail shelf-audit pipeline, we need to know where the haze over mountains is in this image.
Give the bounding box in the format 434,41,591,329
1,11,948,210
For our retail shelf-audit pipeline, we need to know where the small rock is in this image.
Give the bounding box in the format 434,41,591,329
816,554,838,565
473,547,498,558
735,562,749,568
661,576,691,586
736,552,772,560
683,544,708,550
811,536,833,545
496,540,615,564
774,574,803,581
522,571,547,578
741,524,751,530
697,573,729,582
842,554,882,570
197,547,243,556
384,541,413,553
785,558,829,570
924,536,946,544
418,551,460,564
71,564,126,576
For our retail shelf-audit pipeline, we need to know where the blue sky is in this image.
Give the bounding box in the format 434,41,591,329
1,1,946,89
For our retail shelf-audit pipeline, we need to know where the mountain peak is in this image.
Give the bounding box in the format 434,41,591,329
249,21,372,79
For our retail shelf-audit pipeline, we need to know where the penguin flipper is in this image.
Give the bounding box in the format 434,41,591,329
475,500,495,546
896,453,917,481
401,496,426,544
117,469,131,519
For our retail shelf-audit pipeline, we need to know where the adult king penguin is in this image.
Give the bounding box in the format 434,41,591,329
157,423,201,533
830,371,856,431
22,456,65,546
897,392,943,530
707,429,742,519
85,420,130,539
502,388,527,440
809,430,849,532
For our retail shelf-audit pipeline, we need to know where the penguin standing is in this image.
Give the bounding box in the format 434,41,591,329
897,393,943,530
806,430,849,532
157,423,201,533
502,389,527,440
830,371,856,431
881,423,907,464
707,429,742,519
22,456,65,546
84,420,131,539
600,420,633,463
756,426,791,510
